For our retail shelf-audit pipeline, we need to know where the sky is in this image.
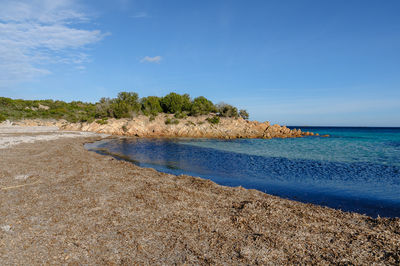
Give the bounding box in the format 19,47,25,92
0,0,399,126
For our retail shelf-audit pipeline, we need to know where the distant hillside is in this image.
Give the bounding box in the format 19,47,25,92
0,92,249,123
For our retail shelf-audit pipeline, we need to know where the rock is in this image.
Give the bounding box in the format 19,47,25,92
13,116,316,140
38,104,50,110
14,175,29,180
0,120,13,127
1,225,12,232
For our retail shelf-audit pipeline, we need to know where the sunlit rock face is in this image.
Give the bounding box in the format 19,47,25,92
13,115,316,139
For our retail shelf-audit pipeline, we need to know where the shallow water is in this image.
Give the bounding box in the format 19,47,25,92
86,127,400,218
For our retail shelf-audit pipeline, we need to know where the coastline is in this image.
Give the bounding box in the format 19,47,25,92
10,115,321,139
0,127,399,264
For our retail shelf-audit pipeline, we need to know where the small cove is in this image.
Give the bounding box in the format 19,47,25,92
85,127,400,218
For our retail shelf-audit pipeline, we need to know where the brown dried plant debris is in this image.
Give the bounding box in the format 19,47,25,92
0,136,399,264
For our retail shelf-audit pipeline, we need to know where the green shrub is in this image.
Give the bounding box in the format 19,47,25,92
68,116,79,123
0,93,249,123
165,118,179,125
206,116,220,124
96,118,108,125
141,96,162,116
0,97,14,107
0,113,7,122
95,97,113,118
239,109,249,120
149,115,156,121
174,111,187,119
190,96,216,116
110,92,141,119
217,103,238,118
185,121,196,126
161,92,191,114
79,115,94,123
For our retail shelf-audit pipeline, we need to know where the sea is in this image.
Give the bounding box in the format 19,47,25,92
85,127,400,218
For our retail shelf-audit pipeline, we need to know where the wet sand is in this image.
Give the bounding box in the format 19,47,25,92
0,128,399,264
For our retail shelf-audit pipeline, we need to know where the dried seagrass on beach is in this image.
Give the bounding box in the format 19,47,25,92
0,126,399,264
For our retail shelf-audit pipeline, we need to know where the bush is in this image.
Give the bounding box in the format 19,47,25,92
161,93,191,114
95,98,113,118
174,111,187,119
190,96,216,116
117,92,140,110
68,116,79,123
141,96,162,116
239,109,249,120
206,116,220,124
0,113,6,122
0,92,249,123
0,97,13,107
165,118,179,125
217,103,238,118
185,121,196,126
79,115,94,123
96,118,108,125
111,92,141,119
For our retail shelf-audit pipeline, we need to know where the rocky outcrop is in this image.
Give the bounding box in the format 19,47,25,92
12,115,320,139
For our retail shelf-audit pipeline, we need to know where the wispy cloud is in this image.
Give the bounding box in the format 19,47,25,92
0,0,107,87
131,12,148,18
140,56,162,64
75,65,86,71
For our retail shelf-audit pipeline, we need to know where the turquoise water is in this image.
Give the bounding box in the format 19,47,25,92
86,127,400,218
180,127,400,167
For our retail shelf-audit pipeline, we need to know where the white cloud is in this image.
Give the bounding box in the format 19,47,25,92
140,56,162,64
0,0,107,87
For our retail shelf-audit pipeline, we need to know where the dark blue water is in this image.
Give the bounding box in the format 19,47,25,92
85,127,400,218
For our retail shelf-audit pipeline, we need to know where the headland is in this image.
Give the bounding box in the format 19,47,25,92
11,115,319,139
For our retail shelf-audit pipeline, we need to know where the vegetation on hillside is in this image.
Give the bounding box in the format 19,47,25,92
0,92,249,123
0,97,97,123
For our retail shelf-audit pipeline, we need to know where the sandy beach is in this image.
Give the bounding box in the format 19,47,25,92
1,127,399,264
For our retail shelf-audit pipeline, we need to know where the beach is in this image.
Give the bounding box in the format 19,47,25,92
1,127,399,264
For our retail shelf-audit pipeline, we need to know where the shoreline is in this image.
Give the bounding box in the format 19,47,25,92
1,126,399,264
9,115,323,139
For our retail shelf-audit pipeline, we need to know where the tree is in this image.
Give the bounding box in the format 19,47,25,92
95,97,113,118
190,96,216,116
104,92,140,119
117,92,140,112
217,103,238,118
239,109,249,120
161,92,191,114
181,94,192,112
141,96,162,116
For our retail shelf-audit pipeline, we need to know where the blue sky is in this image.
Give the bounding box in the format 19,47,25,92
0,0,399,126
